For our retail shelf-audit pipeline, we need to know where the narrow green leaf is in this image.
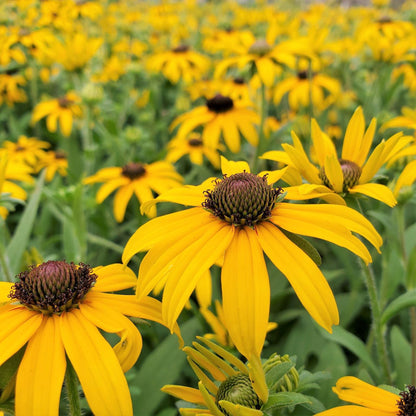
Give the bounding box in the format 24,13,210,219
280,229,321,266
5,170,45,276
381,289,416,325
265,361,294,389
320,326,380,378
406,246,416,290
262,391,312,411
390,325,411,388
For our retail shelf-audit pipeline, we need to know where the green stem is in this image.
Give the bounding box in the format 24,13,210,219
411,307,416,386
359,259,391,384
252,82,267,173
0,246,12,282
65,358,81,416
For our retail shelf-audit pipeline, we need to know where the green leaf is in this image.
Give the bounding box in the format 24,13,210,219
130,318,200,416
0,347,24,391
5,170,45,276
280,229,321,266
381,289,416,325
265,361,294,390
390,325,411,388
262,392,312,412
320,326,380,379
406,246,416,290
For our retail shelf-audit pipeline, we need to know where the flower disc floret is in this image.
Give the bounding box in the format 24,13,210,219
121,162,146,180
206,94,234,113
188,137,203,147
397,385,416,416
216,373,262,415
10,260,97,314
202,172,283,226
319,159,362,193
248,39,272,56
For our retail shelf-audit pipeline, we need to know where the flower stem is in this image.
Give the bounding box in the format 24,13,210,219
65,358,81,416
252,82,267,173
359,259,391,384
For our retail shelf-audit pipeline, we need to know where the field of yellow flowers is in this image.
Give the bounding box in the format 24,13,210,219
1,0,416,415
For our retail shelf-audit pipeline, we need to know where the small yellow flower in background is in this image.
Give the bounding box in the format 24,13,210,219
0,261,181,416
0,29,26,67
262,106,412,207
31,92,82,137
162,337,268,415
315,376,412,416
83,161,183,222
2,135,50,167
392,64,416,92
146,45,210,84
170,94,259,153
123,157,382,365
381,107,416,132
0,72,27,106
37,150,68,182
166,132,223,168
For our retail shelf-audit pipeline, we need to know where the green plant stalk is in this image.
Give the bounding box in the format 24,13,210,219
252,81,267,173
64,358,81,416
360,259,391,384
0,245,12,282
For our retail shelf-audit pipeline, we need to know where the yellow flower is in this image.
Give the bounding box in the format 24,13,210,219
170,94,259,153
381,107,416,132
262,107,411,207
146,45,210,84
0,261,181,416
37,150,68,182
393,159,416,198
0,72,27,106
162,337,268,415
2,135,50,167
315,376,409,416
166,133,223,168
272,70,341,112
31,92,82,137
122,157,382,363
83,161,183,222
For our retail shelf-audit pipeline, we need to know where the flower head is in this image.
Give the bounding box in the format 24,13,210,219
122,157,382,363
0,261,181,416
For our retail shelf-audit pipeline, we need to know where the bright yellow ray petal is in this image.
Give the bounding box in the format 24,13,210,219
355,117,377,167
257,222,339,332
79,301,142,372
311,118,336,166
222,116,241,153
316,406,394,416
221,227,269,360
394,159,416,196
60,309,133,416
255,57,275,87
161,385,205,405
15,315,66,416
133,182,156,217
162,221,235,330
122,207,208,264
0,283,13,304
0,305,43,365
342,107,365,162
324,155,344,193
92,263,137,292
113,185,134,222
95,178,128,203
195,270,212,310
220,156,250,175
202,118,222,148
284,184,346,205
59,110,73,137
237,118,259,146
349,183,397,207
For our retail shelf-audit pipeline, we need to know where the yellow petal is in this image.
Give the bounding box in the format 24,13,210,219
92,263,137,292
0,283,13,304
257,222,339,332
394,159,416,196
113,185,134,222
324,155,344,193
222,227,269,360
349,183,397,207
222,115,241,153
220,156,250,175
133,182,156,218
195,270,212,310
161,385,205,404
315,405,394,416
311,118,337,167
95,178,128,203
0,305,43,366
60,309,133,416
15,315,66,416
218,400,263,416
341,107,365,162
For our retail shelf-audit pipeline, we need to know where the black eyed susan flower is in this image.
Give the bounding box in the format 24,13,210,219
31,92,82,137
0,261,181,416
2,135,50,167
170,94,259,153
37,150,68,182
315,376,414,416
166,132,223,169
122,157,382,365
83,161,183,222
262,107,412,207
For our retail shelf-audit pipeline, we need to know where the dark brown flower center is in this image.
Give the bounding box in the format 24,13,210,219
58,97,74,108
377,16,392,24
202,172,283,227
9,261,97,314
121,162,146,180
172,45,190,53
233,77,245,85
397,385,416,416
54,150,67,159
216,374,262,415
319,159,362,193
248,39,272,56
297,70,309,80
188,137,203,147
206,94,234,113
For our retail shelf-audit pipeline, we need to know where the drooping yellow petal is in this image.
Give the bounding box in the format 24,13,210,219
161,385,206,405
113,185,134,222
315,405,394,416
284,184,346,205
220,156,250,175
0,283,13,304
394,159,416,196
92,263,137,292
323,155,344,193
332,377,399,412
60,309,133,416
349,183,397,207
95,178,128,203
218,401,263,416
0,305,43,366
133,182,156,217
341,107,365,162
162,220,235,330
221,227,269,360
222,115,241,153
202,118,222,148
257,222,339,332
195,270,212,310
79,301,142,372
122,207,209,264
15,315,66,416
